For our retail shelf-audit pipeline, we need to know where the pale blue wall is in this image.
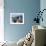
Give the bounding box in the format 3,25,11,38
4,0,40,42
40,0,46,27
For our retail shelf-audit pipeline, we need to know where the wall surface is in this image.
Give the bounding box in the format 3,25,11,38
0,0,4,42
40,0,46,27
4,0,40,42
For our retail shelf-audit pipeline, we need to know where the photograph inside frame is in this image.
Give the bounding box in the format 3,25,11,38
10,13,24,24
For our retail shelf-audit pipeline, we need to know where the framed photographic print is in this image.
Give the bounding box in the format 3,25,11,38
10,13,24,24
